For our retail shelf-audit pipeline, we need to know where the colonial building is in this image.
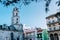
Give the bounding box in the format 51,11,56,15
24,28,43,40
24,29,36,40
46,12,60,40
36,28,43,40
0,7,23,40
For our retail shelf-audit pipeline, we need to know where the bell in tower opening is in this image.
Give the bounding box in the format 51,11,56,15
11,7,20,30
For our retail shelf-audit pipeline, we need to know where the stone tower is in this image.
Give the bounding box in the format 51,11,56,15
12,7,20,30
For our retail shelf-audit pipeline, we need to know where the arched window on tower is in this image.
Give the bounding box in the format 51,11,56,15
30,39,32,40
16,13,18,16
16,18,18,24
16,21,18,24
17,18,18,20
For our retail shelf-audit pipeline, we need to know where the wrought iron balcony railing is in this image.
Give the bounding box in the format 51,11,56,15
48,26,60,31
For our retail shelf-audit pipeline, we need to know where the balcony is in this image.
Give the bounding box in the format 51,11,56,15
47,20,58,25
48,26,60,32
47,21,51,25
58,18,60,22
47,18,60,25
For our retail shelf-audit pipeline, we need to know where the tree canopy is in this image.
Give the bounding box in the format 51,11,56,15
45,0,60,13
0,0,39,6
0,0,60,13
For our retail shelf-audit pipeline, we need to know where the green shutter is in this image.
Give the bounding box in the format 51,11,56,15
37,33,42,38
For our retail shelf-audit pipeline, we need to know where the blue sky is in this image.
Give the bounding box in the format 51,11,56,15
0,0,59,29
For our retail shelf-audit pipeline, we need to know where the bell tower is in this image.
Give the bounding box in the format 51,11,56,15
12,7,20,30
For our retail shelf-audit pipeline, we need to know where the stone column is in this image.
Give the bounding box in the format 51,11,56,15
49,37,50,40
35,29,37,40
59,36,60,40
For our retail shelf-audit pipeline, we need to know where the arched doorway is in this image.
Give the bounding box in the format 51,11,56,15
50,34,54,40
30,39,32,40
54,33,59,40
17,36,19,40
11,33,14,40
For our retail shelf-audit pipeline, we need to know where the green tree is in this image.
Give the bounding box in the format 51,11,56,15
0,0,40,6
0,0,59,13
42,29,49,40
45,0,60,13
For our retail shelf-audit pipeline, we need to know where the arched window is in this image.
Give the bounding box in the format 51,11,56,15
50,34,54,40
54,33,59,40
16,13,18,16
16,18,18,24
11,33,14,40
17,37,19,40
30,39,32,40
16,21,18,24
17,18,18,20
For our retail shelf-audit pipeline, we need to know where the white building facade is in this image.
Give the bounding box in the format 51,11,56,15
46,12,60,40
24,28,43,40
0,7,23,40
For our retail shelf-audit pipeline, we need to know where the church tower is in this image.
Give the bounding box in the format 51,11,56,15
12,7,20,30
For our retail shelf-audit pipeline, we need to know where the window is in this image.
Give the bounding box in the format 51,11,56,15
16,21,18,24
48,25,51,27
48,21,50,24
16,13,18,16
48,18,50,20
30,39,32,40
8,27,10,30
16,8,18,10
17,37,19,40
0,25,2,29
17,18,18,20
37,33,42,38
52,20,54,23
49,28,51,31
54,27,56,30
53,24,55,26
11,33,14,40
59,23,60,25
31,33,34,35
39,35,40,37
16,18,18,24
58,18,60,20
27,34,30,36
59,26,60,29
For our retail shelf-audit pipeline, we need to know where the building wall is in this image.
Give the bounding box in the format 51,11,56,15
46,16,58,24
0,30,22,40
24,31,36,40
24,28,43,40
46,16,60,31
46,12,60,40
